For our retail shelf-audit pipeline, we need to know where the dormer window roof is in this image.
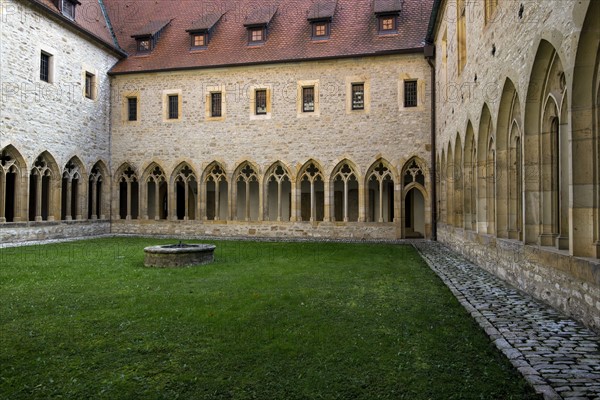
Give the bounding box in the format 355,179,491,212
307,0,337,22
244,6,277,44
186,12,225,50
131,20,171,54
373,0,402,15
59,0,80,20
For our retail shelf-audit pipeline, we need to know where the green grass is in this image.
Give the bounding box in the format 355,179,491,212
0,238,540,399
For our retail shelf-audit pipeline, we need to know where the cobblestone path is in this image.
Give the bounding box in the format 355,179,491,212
413,241,600,400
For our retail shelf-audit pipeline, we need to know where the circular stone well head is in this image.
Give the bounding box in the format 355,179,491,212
143,244,216,268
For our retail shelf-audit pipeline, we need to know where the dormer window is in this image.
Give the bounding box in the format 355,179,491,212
191,33,208,49
61,0,79,20
374,0,401,34
378,15,397,33
186,12,224,51
136,37,152,53
131,20,171,55
244,6,277,45
249,27,265,43
308,0,336,41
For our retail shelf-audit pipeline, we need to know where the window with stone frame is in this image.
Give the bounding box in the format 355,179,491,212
351,83,365,110
62,0,77,20
127,97,138,121
404,80,418,108
84,72,95,100
168,95,179,119
211,92,222,117
255,89,267,115
302,87,315,112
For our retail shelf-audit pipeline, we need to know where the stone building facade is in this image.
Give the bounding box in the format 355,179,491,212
428,0,599,330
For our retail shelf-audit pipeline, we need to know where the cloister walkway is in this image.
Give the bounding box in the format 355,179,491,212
413,241,600,400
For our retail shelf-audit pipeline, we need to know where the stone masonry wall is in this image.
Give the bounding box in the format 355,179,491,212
0,0,118,171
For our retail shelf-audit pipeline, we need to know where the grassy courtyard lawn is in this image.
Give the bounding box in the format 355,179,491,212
0,238,539,400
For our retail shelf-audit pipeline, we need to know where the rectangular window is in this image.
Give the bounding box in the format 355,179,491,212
211,92,222,117
62,0,75,19
137,38,151,53
85,72,94,99
249,28,264,43
168,95,179,119
351,83,364,110
255,90,267,115
312,22,330,39
302,87,315,112
40,52,50,82
404,81,418,108
128,97,138,121
191,33,207,48
379,16,396,32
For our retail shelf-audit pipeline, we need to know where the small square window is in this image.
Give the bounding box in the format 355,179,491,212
379,16,397,32
168,95,179,119
40,52,51,82
62,0,76,19
191,33,207,48
127,97,138,121
404,81,418,108
137,38,152,53
255,90,267,115
211,92,222,117
351,83,364,110
302,87,315,113
85,72,94,99
312,22,330,39
249,28,265,43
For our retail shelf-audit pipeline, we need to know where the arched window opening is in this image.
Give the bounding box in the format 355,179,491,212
299,162,324,222
405,188,425,238
88,164,103,220
118,166,139,220
366,161,394,223
29,155,55,222
61,160,83,221
235,163,259,221
486,138,496,234
146,166,167,220
0,148,22,223
508,130,522,239
332,162,358,222
174,164,197,221
205,163,228,221
265,163,291,222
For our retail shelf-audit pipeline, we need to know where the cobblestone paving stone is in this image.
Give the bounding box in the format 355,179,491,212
412,241,600,400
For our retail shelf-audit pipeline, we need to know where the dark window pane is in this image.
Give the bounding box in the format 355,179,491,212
352,83,364,110
303,87,314,112
404,81,418,107
168,95,178,119
128,98,137,121
255,90,267,114
85,73,93,99
40,53,50,82
62,0,75,19
211,92,222,117
137,39,151,52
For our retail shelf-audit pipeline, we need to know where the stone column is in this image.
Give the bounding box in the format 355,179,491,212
277,181,282,222
379,180,384,222
343,180,348,222
184,181,189,220
323,179,331,222
245,181,250,221
126,180,132,220
65,178,72,221
214,181,220,221
310,180,315,222
154,181,160,220
358,181,365,222
0,172,6,223
90,179,97,220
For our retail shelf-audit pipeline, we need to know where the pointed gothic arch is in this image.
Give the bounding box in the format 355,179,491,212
29,151,60,222
446,142,454,227
477,104,495,234
115,163,139,220
0,145,27,223
233,161,260,221
464,122,477,231
264,162,292,222
298,160,325,222
331,160,359,222
453,135,463,228
203,161,229,221
61,156,86,221
170,162,198,221
402,157,428,238
365,159,396,223
88,160,108,220
142,163,168,220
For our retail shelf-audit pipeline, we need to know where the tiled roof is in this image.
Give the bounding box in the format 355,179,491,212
104,0,434,75
307,0,337,21
131,20,171,38
187,12,226,33
28,0,121,52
